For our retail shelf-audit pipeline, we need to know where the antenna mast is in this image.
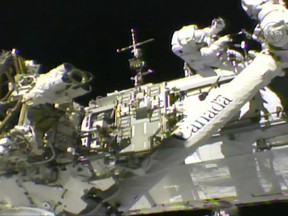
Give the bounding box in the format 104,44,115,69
117,29,154,87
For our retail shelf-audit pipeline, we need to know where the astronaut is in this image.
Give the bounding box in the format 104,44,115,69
241,0,288,117
241,0,288,67
171,16,283,134
171,17,245,77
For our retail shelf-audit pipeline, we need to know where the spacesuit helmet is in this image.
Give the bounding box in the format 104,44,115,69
211,17,225,34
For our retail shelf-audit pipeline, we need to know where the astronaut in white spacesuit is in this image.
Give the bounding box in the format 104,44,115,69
240,0,288,119
171,16,283,126
171,17,245,77
241,0,288,66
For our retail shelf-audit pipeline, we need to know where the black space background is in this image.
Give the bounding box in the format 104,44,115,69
1,0,288,215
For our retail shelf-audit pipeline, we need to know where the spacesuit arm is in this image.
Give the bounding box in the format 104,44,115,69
200,35,231,58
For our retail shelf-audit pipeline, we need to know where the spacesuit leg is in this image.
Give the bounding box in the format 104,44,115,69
259,87,283,120
239,87,283,123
